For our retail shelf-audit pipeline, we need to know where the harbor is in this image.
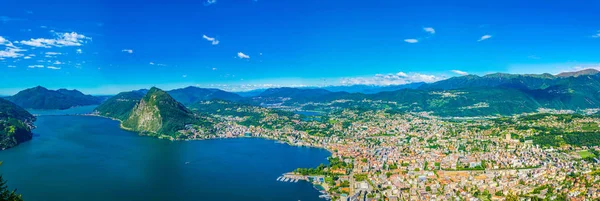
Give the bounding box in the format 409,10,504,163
276,173,331,200
275,173,304,183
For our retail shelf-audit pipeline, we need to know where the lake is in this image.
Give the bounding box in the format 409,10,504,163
26,105,99,116
0,114,331,201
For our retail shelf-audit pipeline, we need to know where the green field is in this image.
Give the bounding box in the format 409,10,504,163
577,150,596,159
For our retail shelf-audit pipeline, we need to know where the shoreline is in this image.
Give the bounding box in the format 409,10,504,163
93,113,335,200
48,113,336,200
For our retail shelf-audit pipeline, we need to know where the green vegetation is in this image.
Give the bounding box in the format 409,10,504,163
527,132,600,147
0,99,35,150
0,175,23,201
0,163,23,201
577,150,596,159
94,91,145,121
5,86,101,110
122,87,202,138
294,157,352,176
96,87,211,139
353,174,368,181
167,86,242,105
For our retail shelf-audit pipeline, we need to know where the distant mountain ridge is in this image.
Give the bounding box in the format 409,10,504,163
556,69,600,78
4,86,102,110
167,86,243,105
419,69,600,90
238,69,600,116
14,68,600,117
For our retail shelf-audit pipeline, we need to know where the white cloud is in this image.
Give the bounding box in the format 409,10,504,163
0,47,25,58
592,31,600,38
451,70,469,75
53,61,63,65
0,36,25,58
202,35,219,45
424,27,435,34
182,75,188,78
121,49,133,54
237,52,250,59
404,39,418,43
28,65,44,68
212,67,217,70
478,35,492,42
45,52,61,55
148,62,166,66
340,72,444,86
7,65,16,68
76,49,82,54
47,66,61,70
205,0,217,6
19,32,91,48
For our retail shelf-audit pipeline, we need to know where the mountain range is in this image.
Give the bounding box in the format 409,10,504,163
6,68,600,118
3,86,102,110
167,86,243,105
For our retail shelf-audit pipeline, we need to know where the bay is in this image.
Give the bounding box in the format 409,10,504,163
0,115,330,201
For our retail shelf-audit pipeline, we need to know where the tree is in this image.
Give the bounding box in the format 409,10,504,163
0,175,23,201
505,192,519,201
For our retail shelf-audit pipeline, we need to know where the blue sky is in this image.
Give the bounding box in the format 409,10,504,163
1,0,599,95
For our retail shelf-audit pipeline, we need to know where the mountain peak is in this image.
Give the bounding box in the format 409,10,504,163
7,86,100,110
122,87,196,137
556,69,600,78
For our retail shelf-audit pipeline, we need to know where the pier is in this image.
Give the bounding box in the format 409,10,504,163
276,173,307,183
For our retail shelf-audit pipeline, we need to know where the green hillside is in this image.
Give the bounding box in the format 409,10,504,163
0,99,35,150
94,91,145,121
167,86,243,105
5,86,101,110
121,87,199,138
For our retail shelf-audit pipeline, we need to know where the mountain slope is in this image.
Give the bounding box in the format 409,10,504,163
556,69,600,78
5,86,101,110
0,98,35,150
321,82,425,94
94,90,145,121
419,73,557,90
167,86,243,105
121,87,198,137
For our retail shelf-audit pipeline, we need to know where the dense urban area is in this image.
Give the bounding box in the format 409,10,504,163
176,98,600,201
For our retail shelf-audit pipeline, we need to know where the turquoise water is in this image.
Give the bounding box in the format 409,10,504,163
0,115,330,201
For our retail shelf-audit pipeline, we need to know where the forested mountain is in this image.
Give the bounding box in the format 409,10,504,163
167,86,243,105
122,87,199,137
95,87,200,138
243,69,600,116
0,98,35,150
4,86,101,110
93,90,146,121
321,82,425,94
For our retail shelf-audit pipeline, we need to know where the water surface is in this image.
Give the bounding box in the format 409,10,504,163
26,105,98,116
0,115,330,201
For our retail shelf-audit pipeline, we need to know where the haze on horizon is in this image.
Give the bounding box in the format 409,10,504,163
1,0,599,95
